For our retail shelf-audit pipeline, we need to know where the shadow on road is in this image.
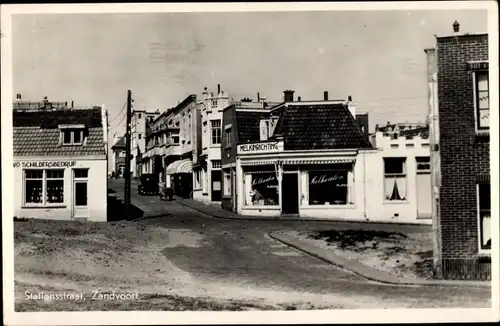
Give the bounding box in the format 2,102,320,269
107,194,144,222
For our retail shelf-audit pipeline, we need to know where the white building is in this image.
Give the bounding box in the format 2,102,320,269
13,105,108,222
130,109,160,177
192,85,231,204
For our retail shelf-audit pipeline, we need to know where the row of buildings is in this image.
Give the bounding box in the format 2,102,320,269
12,22,491,280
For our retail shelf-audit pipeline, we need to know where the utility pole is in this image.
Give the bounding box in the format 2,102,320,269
125,90,132,216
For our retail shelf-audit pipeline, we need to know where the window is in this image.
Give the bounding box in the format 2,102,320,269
211,160,221,169
74,169,88,178
416,156,430,172
478,183,491,250
138,134,142,140
62,129,84,145
118,151,126,158
212,100,218,108
475,71,489,130
172,135,179,144
25,169,64,205
223,170,231,196
138,113,142,119
194,169,202,189
245,172,279,206
211,120,221,144
308,170,349,205
384,158,407,201
225,128,232,147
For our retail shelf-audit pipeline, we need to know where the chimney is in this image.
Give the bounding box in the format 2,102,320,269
71,101,74,108
298,96,301,102
453,20,460,33
283,90,295,102
217,84,221,94
16,93,21,100
347,95,356,118
257,92,260,102
324,91,329,101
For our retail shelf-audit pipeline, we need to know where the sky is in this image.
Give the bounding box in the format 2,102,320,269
12,9,488,143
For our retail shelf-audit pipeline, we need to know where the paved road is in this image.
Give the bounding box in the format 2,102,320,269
108,179,491,309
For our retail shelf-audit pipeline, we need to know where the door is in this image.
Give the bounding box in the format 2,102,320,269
282,173,299,215
232,169,237,212
73,181,89,218
211,170,222,201
416,172,432,218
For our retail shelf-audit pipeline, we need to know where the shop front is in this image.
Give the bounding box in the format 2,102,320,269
166,158,193,198
235,140,365,220
13,158,108,222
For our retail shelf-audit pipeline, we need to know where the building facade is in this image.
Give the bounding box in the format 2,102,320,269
192,85,231,204
370,123,432,224
433,25,490,280
130,109,160,178
111,135,126,177
13,105,108,222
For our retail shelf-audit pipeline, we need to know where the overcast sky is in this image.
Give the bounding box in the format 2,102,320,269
12,10,487,140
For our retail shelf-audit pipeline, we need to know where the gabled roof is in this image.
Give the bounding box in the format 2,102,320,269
271,104,372,150
13,108,106,157
111,137,126,149
235,110,270,143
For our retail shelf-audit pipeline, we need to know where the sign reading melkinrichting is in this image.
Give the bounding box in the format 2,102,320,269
237,141,283,155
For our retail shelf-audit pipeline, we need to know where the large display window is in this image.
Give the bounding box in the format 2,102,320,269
244,171,279,206
308,170,349,205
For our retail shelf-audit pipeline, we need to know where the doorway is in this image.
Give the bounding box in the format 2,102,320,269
73,181,89,218
211,170,222,202
282,173,299,215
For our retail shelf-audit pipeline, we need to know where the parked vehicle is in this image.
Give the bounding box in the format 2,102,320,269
159,187,174,201
138,174,159,195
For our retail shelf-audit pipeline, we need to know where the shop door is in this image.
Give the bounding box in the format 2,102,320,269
282,173,299,215
416,172,432,218
211,170,222,202
73,181,89,218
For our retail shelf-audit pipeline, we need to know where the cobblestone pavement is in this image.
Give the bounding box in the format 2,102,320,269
108,179,491,309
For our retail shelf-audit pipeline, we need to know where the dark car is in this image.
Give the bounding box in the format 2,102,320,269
138,174,159,195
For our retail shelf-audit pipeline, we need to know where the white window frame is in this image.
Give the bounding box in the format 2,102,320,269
223,170,231,196
211,120,222,145
24,169,65,207
212,100,218,108
477,183,491,253
225,128,232,147
211,160,222,170
62,129,85,145
383,157,407,201
472,70,490,133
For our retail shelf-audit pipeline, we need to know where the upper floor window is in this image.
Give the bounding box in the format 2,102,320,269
212,100,218,108
138,113,142,119
475,71,489,130
62,128,85,146
225,128,232,146
211,120,221,145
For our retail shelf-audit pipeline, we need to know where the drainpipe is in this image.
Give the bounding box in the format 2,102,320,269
362,150,367,220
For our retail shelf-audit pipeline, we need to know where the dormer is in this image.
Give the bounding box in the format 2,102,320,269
59,124,87,146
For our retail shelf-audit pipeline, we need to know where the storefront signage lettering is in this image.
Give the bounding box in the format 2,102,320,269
310,173,345,185
252,175,277,189
13,161,77,168
237,141,282,154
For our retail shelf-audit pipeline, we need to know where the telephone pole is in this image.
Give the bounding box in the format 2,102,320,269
124,90,132,216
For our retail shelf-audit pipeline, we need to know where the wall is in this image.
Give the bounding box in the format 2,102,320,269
366,134,432,224
14,158,108,222
221,106,237,211
436,34,490,280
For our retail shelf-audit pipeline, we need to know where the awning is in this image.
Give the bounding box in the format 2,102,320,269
166,159,192,175
240,157,355,166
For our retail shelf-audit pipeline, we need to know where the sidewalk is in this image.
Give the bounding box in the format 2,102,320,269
268,231,491,288
173,196,432,229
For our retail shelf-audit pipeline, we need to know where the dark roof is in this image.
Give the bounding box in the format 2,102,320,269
272,104,372,150
13,108,106,157
111,137,126,149
235,110,270,143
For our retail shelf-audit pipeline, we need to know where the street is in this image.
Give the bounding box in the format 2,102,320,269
107,179,491,309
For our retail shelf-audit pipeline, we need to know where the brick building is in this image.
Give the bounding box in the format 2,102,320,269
433,23,491,280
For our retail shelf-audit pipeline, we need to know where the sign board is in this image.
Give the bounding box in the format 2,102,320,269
237,141,283,155
13,161,77,168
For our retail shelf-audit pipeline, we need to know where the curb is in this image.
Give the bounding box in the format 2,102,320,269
268,232,491,288
173,198,432,228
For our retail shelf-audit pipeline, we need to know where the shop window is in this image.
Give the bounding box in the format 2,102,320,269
384,157,407,201
308,170,348,205
478,183,491,250
211,120,221,145
475,71,489,131
25,169,64,205
211,160,221,170
416,156,430,172
62,129,85,145
223,170,231,196
245,172,279,206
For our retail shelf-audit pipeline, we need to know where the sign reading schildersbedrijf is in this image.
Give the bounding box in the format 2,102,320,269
13,161,77,168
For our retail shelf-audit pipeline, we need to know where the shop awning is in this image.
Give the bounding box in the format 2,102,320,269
166,159,193,175
240,157,355,166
